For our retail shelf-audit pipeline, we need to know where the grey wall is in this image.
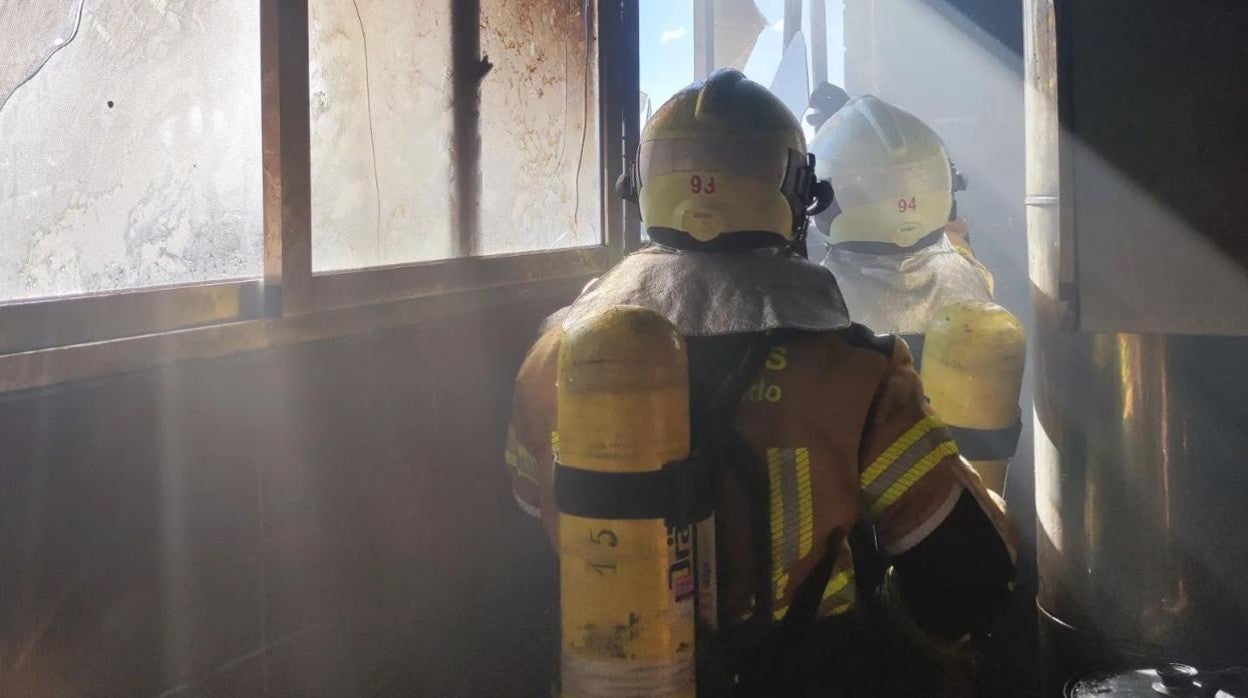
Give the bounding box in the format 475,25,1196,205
0,282,579,697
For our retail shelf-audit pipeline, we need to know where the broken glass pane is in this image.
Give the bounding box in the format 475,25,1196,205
309,0,453,271
0,1,262,301
479,0,602,255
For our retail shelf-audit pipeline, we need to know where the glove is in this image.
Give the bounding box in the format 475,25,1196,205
875,567,981,698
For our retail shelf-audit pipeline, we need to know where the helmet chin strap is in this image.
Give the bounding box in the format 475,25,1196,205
788,233,810,259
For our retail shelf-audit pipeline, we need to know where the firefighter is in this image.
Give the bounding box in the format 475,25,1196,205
808,95,994,352
808,96,1024,496
503,70,1016,696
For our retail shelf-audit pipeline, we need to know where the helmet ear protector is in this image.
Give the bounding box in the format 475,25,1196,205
951,161,969,193
615,151,835,249
787,152,836,247
948,160,968,221
614,160,640,203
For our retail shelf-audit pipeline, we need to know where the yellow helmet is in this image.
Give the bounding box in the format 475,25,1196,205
619,70,832,250
810,95,954,248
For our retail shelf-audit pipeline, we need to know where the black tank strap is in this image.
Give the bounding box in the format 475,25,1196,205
779,528,846,633
947,420,1022,461
687,331,778,630
553,455,714,526
898,332,925,369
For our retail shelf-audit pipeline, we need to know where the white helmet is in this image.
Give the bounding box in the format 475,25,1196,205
810,96,954,248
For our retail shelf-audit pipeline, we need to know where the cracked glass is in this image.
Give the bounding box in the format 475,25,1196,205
309,0,453,271
479,0,602,255
0,1,262,301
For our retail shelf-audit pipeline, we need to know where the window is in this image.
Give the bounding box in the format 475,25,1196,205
0,0,633,389
638,0,846,139
478,0,602,256
0,0,262,301
308,0,454,271
309,0,604,269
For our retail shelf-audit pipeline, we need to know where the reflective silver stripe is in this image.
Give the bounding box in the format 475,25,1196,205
778,449,800,571
514,491,542,519
885,483,962,555
861,416,943,487
825,150,952,207
639,138,790,184
872,442,958,517
819,568,856,617
767,447,814,605
862,426,952,505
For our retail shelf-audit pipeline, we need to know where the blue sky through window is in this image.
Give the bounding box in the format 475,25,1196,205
639,0,845,127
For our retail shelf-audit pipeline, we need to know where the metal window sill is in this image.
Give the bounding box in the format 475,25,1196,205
0,261,596,396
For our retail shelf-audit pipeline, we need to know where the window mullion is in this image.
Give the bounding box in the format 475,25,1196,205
261,0,313,316
598,0,641,262
451,0,484,259
621,0,642,254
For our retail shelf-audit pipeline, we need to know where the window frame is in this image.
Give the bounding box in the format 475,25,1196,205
0,0,640,389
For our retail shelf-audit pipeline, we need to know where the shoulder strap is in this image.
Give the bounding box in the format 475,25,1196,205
778,528,845,633
686,331,777,629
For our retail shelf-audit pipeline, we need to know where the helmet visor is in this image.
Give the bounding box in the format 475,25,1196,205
827,152,952,208
638,138,793,186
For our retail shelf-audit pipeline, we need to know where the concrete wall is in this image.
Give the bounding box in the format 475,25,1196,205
0,282,578,697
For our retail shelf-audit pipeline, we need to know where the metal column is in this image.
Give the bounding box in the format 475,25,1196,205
810,0,828,86
784,0,802,47
693,0,716,79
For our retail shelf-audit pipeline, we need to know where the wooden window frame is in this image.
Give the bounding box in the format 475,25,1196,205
0,0,640,392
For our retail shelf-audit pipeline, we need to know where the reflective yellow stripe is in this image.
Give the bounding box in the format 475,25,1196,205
825,599,854,616
796,448,813,558
770,570,856,621
820,568,856,616
870,440,959,516
739,568,857,623
768,448,785,586
860,415,944,488
822,569,852,600
768,447,814,605
860,415,960,517
505,426,540,484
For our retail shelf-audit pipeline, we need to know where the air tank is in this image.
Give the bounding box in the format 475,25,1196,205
1025,0,1248,693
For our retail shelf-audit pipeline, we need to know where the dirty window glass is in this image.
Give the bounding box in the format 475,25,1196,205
478,0,602,255
0,0,262,302
309,0,453,271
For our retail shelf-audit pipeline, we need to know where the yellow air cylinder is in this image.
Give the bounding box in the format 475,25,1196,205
556,305,711,698
920,300,1026,496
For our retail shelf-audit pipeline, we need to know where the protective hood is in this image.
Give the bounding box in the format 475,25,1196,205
552,246,850,337
819,235,991,335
